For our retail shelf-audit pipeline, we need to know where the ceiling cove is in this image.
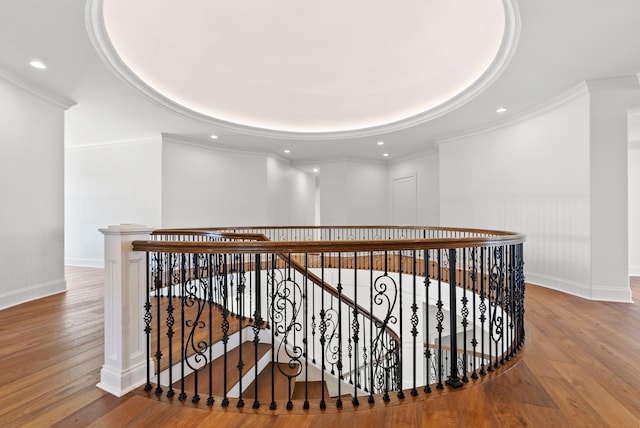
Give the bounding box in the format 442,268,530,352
87,0,520,140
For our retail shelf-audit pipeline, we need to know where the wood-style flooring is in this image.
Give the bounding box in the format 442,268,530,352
0,267,639,427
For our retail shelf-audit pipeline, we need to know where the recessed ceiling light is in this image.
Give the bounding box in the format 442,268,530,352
284,149,290,154
210,134,218,139
383,153,389,157
496,107,507,113
313,168,319,173
29,60,47,70
377,141,384,146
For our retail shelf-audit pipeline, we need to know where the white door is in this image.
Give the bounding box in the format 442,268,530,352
392,174,417,225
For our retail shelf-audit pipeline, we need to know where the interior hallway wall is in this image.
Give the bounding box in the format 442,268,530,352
161,140,269,227
439,89,593,299
628,143,640,276
267,157,315,226
64,137,162,267
0,75,69,309
317,160,387,225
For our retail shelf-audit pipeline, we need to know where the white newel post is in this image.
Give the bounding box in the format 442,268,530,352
97,224,155,396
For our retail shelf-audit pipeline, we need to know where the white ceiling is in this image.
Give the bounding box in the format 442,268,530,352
1,0,640,166
98,0,508,135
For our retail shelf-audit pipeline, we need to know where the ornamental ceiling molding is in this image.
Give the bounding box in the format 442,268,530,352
436,81,590,146
86,0,520,141
0,64,76,110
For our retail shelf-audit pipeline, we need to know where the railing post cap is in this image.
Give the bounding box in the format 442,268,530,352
99,224,155,236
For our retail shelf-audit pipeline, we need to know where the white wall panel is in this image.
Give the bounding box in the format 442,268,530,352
439,93,592,296
0,78,66,309
628,146,640,276
162,141,269,227
266,157,315,226
64,138,162,266
318,160,387,225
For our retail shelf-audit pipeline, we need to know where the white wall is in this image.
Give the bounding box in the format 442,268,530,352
318,160,387,225
266,157,315,225
388,152,440,226
439,91,592,297
64,138,162,266
162,140,269,227
587,78,640,301
0,77,67,309
629,144,640,276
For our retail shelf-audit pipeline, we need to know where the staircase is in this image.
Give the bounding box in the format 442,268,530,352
127,226,526,413
150,296,350,409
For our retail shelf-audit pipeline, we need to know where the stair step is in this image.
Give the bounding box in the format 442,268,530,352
170,341,271,399
243,362,298,401
292,380,331,401
150,297,266,372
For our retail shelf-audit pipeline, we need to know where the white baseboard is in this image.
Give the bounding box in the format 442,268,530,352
0,279,67,310
526,272,632,303
630,265,640,277
65,257,103,268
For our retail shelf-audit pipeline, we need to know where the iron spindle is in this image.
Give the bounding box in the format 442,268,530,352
397,251,405,399
446,249,463,388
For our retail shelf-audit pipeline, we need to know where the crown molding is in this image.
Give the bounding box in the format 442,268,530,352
86,0,520,141
585,75,640,92
293,158,387,170
437,81,589,145
0,65,76,110
160,133,288,160
388,148,439,165
65,136,161,151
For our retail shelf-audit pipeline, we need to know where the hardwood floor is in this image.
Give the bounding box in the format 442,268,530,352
0,267,639,427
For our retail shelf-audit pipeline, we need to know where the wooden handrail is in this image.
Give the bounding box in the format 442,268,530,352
133,235,525,254
150,225,523,237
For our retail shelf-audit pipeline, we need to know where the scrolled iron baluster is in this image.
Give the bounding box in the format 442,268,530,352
368,252,375,404
397,252,405,399
461,248,469,383
371,265,399,400
207,254,215,406
435,249,445,389
220,255,230,407
505,245,514,361
303,253,310,410
154,252,165,396
177,253,187,401
445,249,463,388
489,246,505,370
269,257,277,410
469,247,479,380
251,253,262,410
319,253,327,410
351,253,360,406
479,247,487,376
336,253,343,409
183,253,210,403
269,260,304,410
143,253,160,391
423,249,432,393
144,252,153,392
166,253,176,398
236,254,245,409
410,251,419,397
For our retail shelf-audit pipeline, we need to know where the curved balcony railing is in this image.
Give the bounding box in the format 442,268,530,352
131,226,525,410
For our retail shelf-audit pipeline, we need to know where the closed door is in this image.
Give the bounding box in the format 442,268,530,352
392,174,417,225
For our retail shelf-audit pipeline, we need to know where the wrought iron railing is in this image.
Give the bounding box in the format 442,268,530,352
132,226,525,410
